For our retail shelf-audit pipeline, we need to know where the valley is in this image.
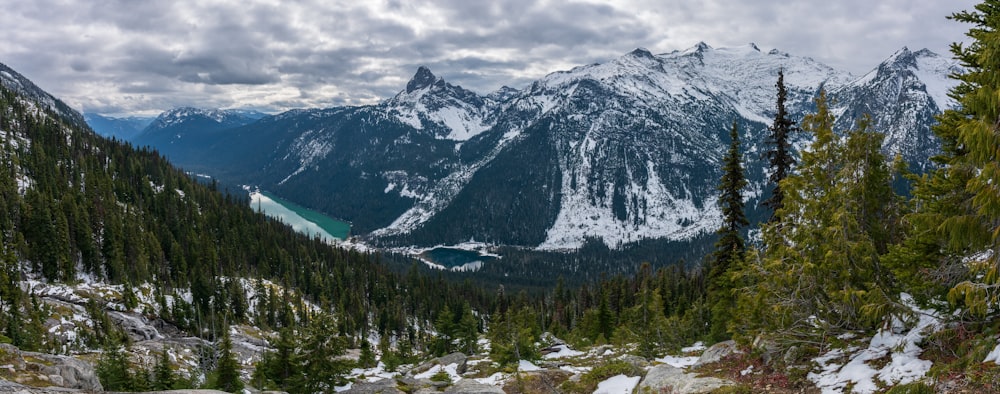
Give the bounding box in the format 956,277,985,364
3,1,1000,392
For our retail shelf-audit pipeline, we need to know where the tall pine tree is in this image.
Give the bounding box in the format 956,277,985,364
708,121,748,342
762,70,798,223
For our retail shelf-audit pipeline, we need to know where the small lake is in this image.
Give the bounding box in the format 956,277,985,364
249,190,351,241
419,247,497,271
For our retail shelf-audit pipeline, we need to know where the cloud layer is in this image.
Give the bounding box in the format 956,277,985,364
0,0,978,116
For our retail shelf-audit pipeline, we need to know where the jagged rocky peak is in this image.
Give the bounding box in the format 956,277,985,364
406,66,442,93
628,47,655,58
880,46,919,71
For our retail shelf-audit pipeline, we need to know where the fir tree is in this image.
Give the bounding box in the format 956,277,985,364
211,331,243,393
96,345,133,391
289,313,350,394
762,69,798,223
907,1,1000,318
153,348,176,390
708,121,748,342
735,92,901,347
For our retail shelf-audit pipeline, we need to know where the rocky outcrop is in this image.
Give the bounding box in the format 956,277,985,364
343,378,406,394
0,344,102,391
694,340,741,367
410,352,468,376
638,364,735,394
444,379,505,394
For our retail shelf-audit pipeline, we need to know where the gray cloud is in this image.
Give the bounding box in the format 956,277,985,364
0,0,980,116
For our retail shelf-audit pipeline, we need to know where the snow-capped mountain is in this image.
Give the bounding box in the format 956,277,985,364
830,47,962,170
137,44,960,251
132,107,268,162
383,66,504,141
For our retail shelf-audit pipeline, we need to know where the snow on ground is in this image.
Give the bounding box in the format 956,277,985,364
593,374,641,394
808,294,941,394
681,341,706,353
348,362,399,383
474,372,508,386
656,354,700,368
544,344,585,359
985,342,1000,364
414,363,462,381
518,360,542,372
654,341,705,367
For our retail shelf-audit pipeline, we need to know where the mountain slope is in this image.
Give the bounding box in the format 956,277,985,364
132,44,960,251
83,112,154,141
1,61,87,129
0,60,491,357
131,107,267,164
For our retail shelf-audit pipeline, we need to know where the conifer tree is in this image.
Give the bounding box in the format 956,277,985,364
902,1,1000,318
762,69,798,222
96,345,134,391
153,348,176,390
212,331,243,393
708,121,748,342
735,92,900,346
289,313,349,394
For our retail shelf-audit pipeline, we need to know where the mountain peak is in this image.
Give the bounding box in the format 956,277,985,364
628,48,655,59
406,66,440,93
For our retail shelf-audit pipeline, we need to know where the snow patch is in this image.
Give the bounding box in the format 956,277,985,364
518,360,542,372
808,293,941,394
593,374,640,394
544,344,585,359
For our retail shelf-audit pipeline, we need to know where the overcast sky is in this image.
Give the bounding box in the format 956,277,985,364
0,0,979,117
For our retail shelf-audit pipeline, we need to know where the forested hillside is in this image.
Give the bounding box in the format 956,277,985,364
0,78,493,361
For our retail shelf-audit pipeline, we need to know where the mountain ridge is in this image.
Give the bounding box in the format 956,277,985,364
101,43,962,251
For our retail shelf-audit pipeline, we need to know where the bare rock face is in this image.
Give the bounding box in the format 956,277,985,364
443,379,504,394
0,344,102,391
637,364,735,394
343,378,406,394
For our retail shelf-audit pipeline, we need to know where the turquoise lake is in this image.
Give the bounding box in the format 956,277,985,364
249,191,351,241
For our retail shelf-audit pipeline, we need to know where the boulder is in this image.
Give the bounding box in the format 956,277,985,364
411,352,468,376
619,354,650,368
638,364,735,394
694,340,741,367
0,343,102,391
343,378,405,394
443,379,505,394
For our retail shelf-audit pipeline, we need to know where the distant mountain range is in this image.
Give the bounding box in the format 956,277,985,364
83,113,155,140
95,44,962,251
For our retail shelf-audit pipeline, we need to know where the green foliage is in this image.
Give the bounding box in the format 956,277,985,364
256,313,351,394
734,92,903,347
96,345,134,391
708,121,748,342
429,369,452,383
560,360,642,394
487,306,541,365
929,1,1000,320
358,339,376,369
885,382,935,394
210,331,243,393
152,348,176,391
762,69,799,221
0,81,501,362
